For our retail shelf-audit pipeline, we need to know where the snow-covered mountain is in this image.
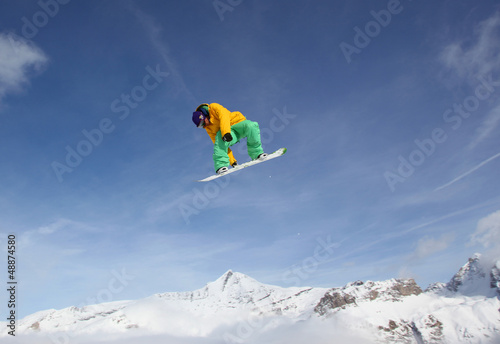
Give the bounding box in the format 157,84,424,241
3,254,500,344
444,253,500,297
313,253,500,344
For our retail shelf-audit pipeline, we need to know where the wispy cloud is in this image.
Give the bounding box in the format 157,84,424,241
407,233,455,262
440,11,500,79
468,209,500,266
469,209,500,249
127,5,197,104
329,202,496,269
0,33,48,106
434,151,500,191
18,217,97,249
37,218,84,235
467,105,500,151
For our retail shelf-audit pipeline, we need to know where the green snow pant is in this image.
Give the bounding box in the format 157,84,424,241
213,120,264,172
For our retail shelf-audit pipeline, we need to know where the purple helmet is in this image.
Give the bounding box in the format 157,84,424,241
192,111,206,127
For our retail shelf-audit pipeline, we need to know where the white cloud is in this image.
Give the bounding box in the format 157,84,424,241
0,33,48,105
10,316,374,344
17,218,96,255
37,218,75,235
467,105,500,151
470,210,500,249
408,233,455,261
440,11,500,78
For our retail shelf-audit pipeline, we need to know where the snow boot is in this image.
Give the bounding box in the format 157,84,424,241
216,166,229,175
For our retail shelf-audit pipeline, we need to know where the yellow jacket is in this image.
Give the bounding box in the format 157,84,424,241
196,103,246,165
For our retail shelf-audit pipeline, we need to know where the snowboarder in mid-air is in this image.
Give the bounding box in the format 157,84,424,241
192,103,268,174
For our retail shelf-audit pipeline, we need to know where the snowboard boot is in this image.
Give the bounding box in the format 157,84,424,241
216,166,229,175
257,153,268,160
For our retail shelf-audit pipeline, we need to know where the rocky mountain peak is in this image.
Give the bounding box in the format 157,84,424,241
207,270,257,294
314,278,422,316
489,261,500,293
445,253,500,296
447,254,484,292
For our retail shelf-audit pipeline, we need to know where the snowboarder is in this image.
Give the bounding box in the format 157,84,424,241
192,103,267,174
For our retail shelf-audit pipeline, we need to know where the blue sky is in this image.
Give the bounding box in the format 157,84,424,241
1,0,500,318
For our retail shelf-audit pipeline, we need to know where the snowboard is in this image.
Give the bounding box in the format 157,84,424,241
196,148,287,182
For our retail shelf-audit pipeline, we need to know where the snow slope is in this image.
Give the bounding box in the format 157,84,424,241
2,255,500,344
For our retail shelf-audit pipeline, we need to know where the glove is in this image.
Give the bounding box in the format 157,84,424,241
222,133,233,142
232,161,238,168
